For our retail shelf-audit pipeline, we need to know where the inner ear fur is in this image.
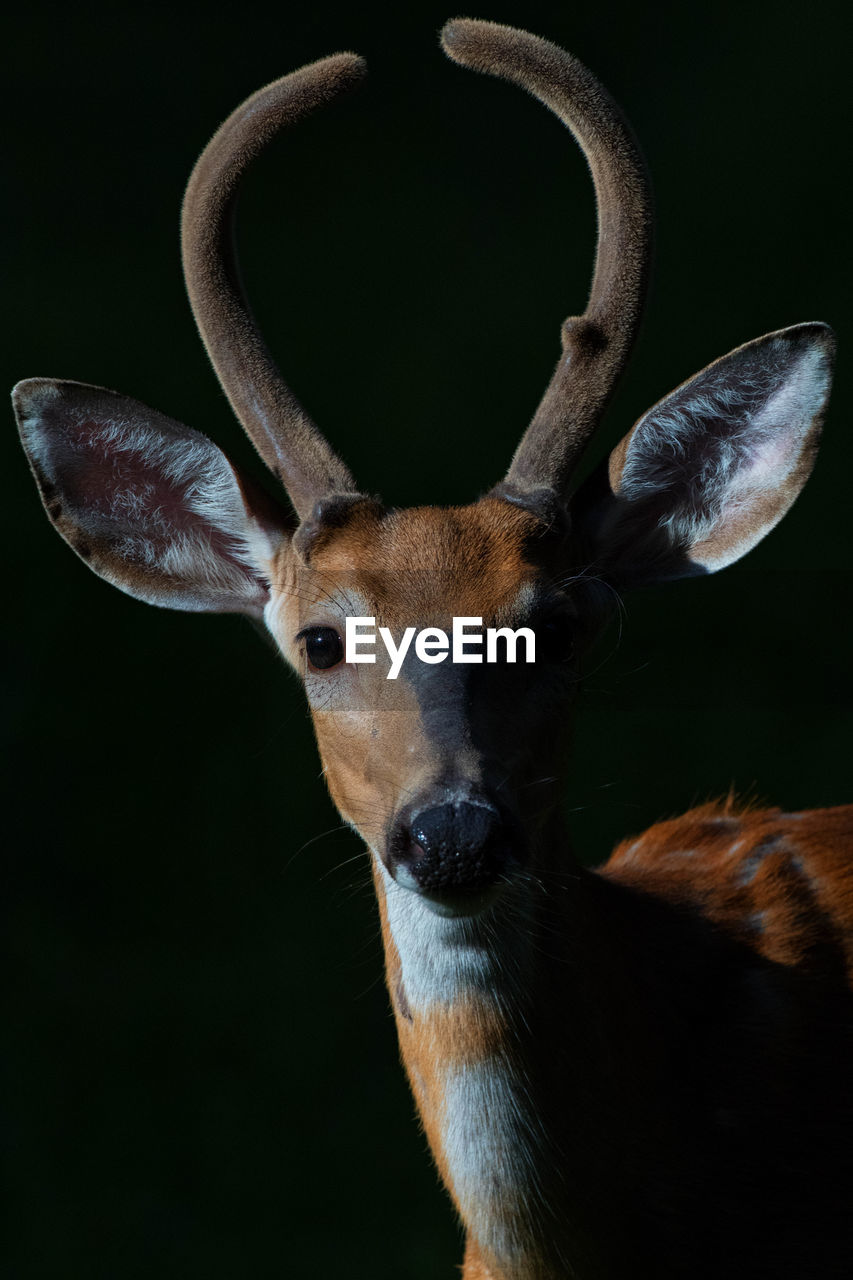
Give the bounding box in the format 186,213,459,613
14,378,293,616
570,323,835,587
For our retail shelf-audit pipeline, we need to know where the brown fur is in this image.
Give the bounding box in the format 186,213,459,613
462,1241,503,1280
442,20,653,502
268,499,555,853
301,499,542,616
375,874,515,1210
605,801,853,978
12,17,849,1280
182,55,366,519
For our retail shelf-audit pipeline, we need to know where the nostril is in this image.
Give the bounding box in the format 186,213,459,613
395,802,510,894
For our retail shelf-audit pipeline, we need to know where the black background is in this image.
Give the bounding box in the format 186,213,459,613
5,1,851,1276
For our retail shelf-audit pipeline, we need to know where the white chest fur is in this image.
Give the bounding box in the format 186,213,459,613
379,863,548,1275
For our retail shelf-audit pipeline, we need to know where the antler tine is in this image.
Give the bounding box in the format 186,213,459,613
182,55,367,522
441,18,653,513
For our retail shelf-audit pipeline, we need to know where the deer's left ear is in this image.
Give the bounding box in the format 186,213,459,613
14,378,293,617
571,323,835,586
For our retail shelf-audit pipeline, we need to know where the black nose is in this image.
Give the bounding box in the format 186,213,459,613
391,801,512,895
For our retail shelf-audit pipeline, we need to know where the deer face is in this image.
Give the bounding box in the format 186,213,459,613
265,498,589,915
13,22,834,923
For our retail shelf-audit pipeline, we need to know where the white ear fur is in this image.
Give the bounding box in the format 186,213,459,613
576,323,834,585
14,378,289,616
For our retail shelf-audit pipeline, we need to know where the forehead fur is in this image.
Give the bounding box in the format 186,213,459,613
304,497,546,624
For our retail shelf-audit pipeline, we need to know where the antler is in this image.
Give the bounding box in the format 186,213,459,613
441,19,654,512
181,55,367,522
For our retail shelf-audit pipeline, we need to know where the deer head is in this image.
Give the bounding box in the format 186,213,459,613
13,19,834,920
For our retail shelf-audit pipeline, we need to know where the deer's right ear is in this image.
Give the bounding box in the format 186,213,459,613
13,379,293,617
571,323,835,587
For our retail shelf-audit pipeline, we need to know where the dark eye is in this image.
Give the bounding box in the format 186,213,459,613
535,615,577,664
300,627,344,672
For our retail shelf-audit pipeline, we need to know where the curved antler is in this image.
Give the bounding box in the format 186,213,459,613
182,55,367,522
441,19,654,512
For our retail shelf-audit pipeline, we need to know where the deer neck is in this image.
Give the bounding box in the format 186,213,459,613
372,820,669,1280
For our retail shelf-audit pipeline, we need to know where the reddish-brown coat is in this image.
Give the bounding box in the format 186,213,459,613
604,801,853,977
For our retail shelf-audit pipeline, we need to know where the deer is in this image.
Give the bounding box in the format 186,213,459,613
13,16,853,1280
